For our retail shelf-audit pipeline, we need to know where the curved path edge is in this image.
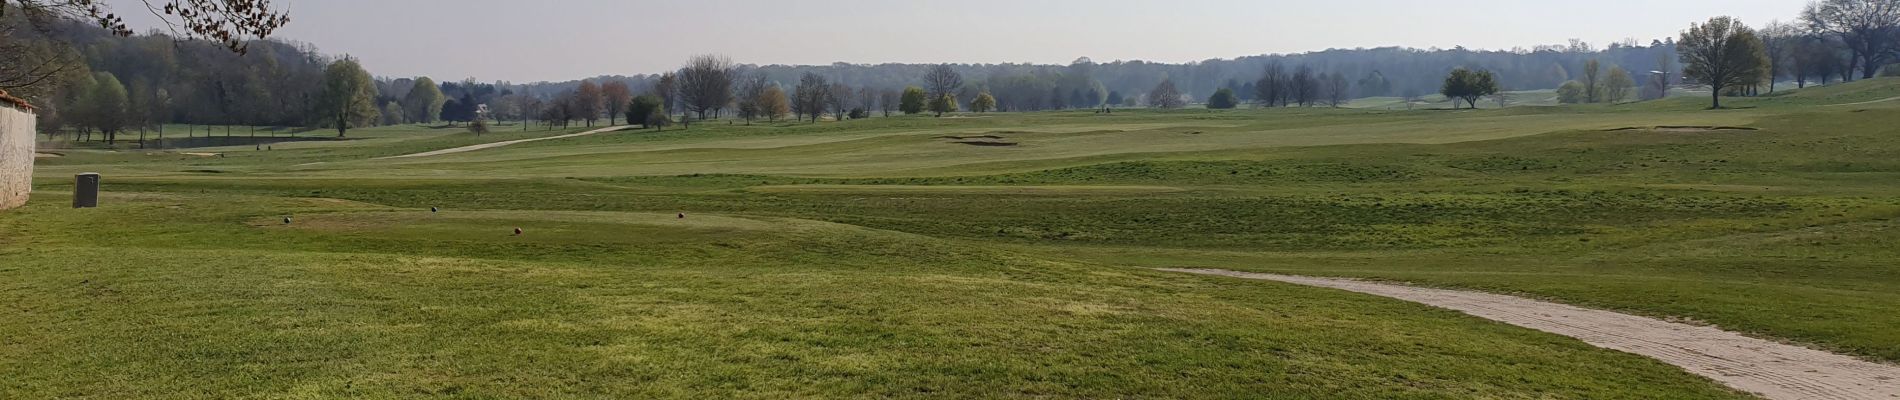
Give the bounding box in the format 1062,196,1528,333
1826,96,1900,107
1160,268,1900,400
377,125,627,160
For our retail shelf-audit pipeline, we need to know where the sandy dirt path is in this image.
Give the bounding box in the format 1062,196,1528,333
1161,268,1900,400
377,125,625,160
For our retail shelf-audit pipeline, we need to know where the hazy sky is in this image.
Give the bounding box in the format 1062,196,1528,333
125,0,1799,82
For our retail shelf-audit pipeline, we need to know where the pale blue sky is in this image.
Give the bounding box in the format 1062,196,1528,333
125,0,1800,82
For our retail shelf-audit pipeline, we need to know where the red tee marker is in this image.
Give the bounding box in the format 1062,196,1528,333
513,227,523,236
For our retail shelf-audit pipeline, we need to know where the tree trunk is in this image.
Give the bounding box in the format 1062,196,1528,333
1711,87,1722,109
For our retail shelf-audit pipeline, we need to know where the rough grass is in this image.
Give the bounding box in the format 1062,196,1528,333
12,79,1900,398
0,194,1747,399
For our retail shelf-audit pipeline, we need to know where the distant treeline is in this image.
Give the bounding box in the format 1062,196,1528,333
526,42,1685,110
11,0,1896,140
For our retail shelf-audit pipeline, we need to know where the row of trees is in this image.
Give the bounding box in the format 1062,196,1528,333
531,59,981,127
1797,0,1900,81
510,46,1693,118
489,4,1883,126
13,0,1896,140
573,47,1685,110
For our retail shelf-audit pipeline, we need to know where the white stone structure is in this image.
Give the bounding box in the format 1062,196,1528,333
0,90,37,210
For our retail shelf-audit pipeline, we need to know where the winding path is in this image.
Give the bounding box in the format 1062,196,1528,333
378,125,626,160
1826,96,1900,107
1162,268,1900,400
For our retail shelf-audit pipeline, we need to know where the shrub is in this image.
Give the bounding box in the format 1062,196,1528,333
1207,88,1240,109
1557,81,1588,104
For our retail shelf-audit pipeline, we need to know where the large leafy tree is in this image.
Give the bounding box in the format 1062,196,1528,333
1603,66,1636,102
81,71,126,143
626,94,664,129
402,77,444,124
1679,16,1769,108
928,93,957,115
970,92,997,113
380,101,404,125
1557,80,1588,104
315,58,377,137
1206,88,1239,109
1440,68,1500,109
761,86,790,121
898,86,926,115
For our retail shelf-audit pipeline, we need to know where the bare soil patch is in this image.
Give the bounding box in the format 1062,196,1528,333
953,140,1018,147
1606,126,1759,133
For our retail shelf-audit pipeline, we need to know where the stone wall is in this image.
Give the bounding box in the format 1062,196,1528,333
0,93,35,210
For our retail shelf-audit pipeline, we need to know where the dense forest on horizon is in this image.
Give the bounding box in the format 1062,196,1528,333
525,40,1684,108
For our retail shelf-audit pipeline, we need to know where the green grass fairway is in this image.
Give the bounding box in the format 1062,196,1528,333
11,80,1900,398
